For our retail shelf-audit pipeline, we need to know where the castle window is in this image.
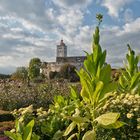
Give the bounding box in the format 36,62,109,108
76,57,81,62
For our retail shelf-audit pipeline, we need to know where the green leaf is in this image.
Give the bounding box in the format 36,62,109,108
98,92,114,107
93,81,104,104
99,64,111,84
99,82,117,101
52,130,64,140
68,116,90,124
80,87,89,101
16,133,23,140
99,50,106,68
23,120,34,140
67,133,78,140
4,131,17,140
84,56,96,76
95,113,120,126
15,118,23,133
119,76,126,89
54,95,65,105
70,86,78,100
32,133,40,140
63,122,76,136
82,130,96,140
101,121,126,129
130,73,140,89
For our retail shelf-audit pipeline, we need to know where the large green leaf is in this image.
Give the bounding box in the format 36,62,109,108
77,69,92,90
23,120,34,140
99,64,111,84
95,113,120,126
63,122,76,136
82,130,96,140
84,58,95,76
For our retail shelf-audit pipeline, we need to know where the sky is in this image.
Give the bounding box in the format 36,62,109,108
0,0,140,74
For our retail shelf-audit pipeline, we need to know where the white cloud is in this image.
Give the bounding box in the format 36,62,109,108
100,18,140,67
57,9,83,35
102,0,133,17
52,0,92,9
124,8,133,23
117,17,140,35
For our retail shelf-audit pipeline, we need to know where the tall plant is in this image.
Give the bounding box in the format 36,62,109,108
118,44,140,94
63,14,124,140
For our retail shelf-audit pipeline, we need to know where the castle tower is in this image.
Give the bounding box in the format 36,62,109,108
57,40,67,57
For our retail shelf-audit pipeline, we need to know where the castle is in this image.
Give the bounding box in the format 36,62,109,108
42,40,86,78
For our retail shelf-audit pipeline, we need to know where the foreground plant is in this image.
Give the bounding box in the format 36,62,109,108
4,118,40,140
63,14,124,140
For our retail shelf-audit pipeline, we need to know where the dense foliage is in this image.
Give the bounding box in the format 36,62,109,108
11,67,28,82
0,81,75,110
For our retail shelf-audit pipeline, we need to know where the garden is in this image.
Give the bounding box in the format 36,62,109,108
0,14,140,140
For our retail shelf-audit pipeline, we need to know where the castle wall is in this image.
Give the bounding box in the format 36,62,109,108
56,56,86,63
42,61,84,79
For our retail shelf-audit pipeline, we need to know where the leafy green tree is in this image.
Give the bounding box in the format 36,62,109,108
11,67,28,82
28,58,41,81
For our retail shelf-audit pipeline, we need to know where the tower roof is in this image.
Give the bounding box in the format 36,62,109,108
60,39,65,46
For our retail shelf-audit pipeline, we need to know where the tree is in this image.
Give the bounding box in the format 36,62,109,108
28,58,41,81
59,63,79,82
11,67,28,82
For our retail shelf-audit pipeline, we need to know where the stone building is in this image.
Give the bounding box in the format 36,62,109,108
42,40,86,78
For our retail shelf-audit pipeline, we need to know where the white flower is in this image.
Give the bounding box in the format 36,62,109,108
10,129,15,133
123,99,128,104
137,118,140,122
137,125,140,129
126,113,134,119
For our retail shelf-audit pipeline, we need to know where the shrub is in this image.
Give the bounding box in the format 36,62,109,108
59,63,79,82
49,71,59,79
0,81,73,111
97,92,140,139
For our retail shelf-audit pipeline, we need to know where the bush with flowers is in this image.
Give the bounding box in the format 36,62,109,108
97,92,140,139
